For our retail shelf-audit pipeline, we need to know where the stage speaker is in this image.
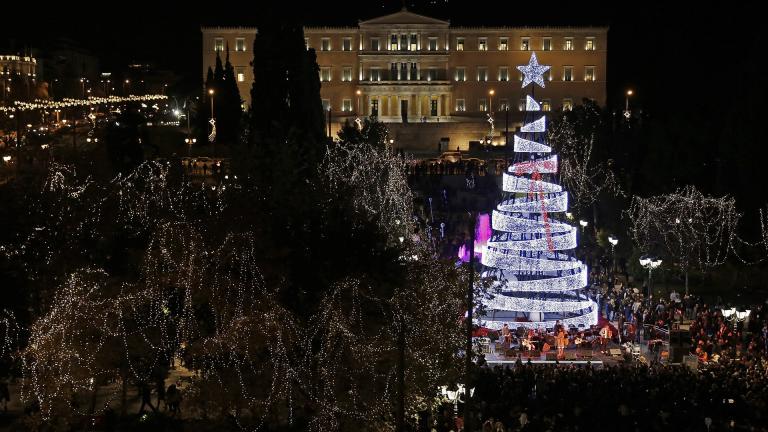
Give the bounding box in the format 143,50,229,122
545,353,557,361
669,330,691,364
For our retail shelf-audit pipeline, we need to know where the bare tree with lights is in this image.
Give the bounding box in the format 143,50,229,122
627,186,739,294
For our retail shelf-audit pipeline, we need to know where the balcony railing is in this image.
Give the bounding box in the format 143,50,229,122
362,70,450,83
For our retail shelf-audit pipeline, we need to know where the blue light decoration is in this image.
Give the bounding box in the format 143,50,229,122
477,52,598,330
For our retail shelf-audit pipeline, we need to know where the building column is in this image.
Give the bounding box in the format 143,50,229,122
437,95,442,118
417,94,422,117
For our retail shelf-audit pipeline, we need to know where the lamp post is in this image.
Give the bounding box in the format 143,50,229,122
639,256,662,306
488,89,495,113
624,89,633,121
608,235,618,277
356,89,362,117
579,219,588,232
184,137,197,157
124,79,130,96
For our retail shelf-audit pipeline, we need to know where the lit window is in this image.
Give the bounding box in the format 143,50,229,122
370,68,381,81
342,66,353,82
543,38,552,51
456,37,465,51
477,67,488,82
410,34,418,51
400,34,408,51
521,38,530,51
456,99,466,112
342,38,352,51
499,37,508,51
390,35,398,50
342,99,352,112
321,38,331,51
564,38,573,50
214,38,224,52
235,38,246,52
322,99,331,111
236,67,246,82
428,38,438,51
542,99,551,111
498,67,509,82
585,66,595,82
371,38,380,51
499,99,509,111
479,98,488,112
563,66,573,82
320,67,331,82
456,67,466,82
478,37,488,51
585,38,595,50
371,98,379,116
563,99,573,111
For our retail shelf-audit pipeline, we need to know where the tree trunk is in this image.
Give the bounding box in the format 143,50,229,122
396,320,406,432
120,378,127,416
685,270,689,295
464,212,477,431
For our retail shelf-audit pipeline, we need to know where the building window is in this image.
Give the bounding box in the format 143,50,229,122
521,38,530,51
391,62,397,79
390,35,398,50
400,62,408,80
342,99,352,112
585,66,595,82
320,67,331,82
499,98,509,111
585,38,595,50
371,38,380,51
564,38,574,50
428,37,438,51
235,38,246,52
456,99,466,112
456,37,465,51
430,99,438,116
498,67,509,82
322,99,331,112
370,68,381,81
321,38,331,51
371,99,379,116
543,37,552,51
479,98,488,112
545,69,552,82
542,99,551,111
478,37,488,51
214,38,224,52
305,38,310,49
236,67,246,82
410,34,418,51
563,66,573,82
563,98,573,111
477,67,488,82
342,66,353,82
456,67,466,82
499,37,509,51
518,98,526,111
342,38,352,51
412,62,419,80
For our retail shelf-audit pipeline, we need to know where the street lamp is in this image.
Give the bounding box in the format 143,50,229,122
184,137,197,157
639,256,662,306
608,235,619,277
624,89,633,120
208,88,215,117
356,89,362,116
579,219,588,232
488,89,495,113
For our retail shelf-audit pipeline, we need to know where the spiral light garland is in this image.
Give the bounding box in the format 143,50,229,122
478,52,597,330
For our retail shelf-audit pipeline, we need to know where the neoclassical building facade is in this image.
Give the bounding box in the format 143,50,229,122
202,9,607,147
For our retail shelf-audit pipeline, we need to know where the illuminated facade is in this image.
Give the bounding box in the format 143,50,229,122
202,9,607,147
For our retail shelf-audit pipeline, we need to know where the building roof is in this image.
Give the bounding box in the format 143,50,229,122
359,8,450,26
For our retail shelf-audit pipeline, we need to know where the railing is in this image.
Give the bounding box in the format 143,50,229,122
361,70,450,82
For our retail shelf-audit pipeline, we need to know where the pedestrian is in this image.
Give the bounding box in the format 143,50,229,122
0,380,9,412
138,381,156,414
156,376,166,410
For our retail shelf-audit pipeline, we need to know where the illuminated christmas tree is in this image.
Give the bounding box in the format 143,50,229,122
478,52,598,330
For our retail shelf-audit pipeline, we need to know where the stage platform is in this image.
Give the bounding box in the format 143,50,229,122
480,341,652,368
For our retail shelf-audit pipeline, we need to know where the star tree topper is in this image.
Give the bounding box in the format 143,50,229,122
517,52,551,89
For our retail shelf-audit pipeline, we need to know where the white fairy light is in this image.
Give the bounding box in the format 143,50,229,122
517,52,551,89
510,155,558,174
520,115,546,133
503,172,562,193
525,95,541,111
513,135,551,153
497,192,568,213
